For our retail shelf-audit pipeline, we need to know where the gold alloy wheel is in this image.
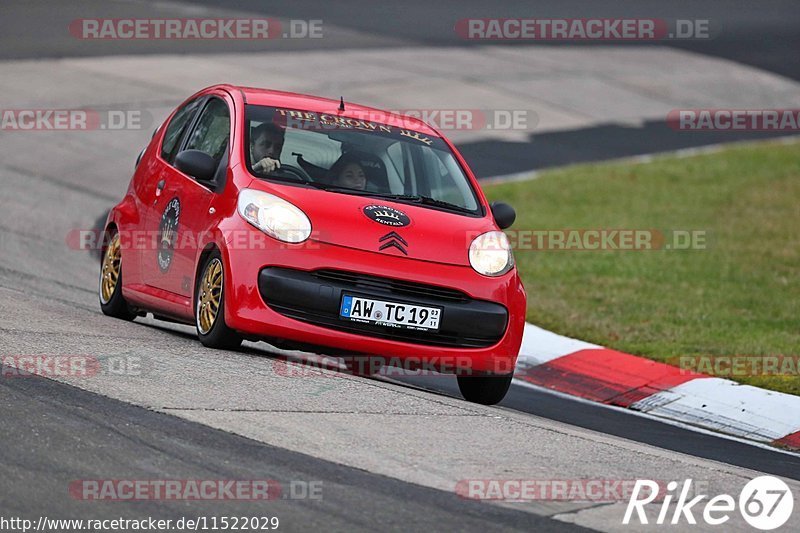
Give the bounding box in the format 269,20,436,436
99,233,122,304
197,258,223,335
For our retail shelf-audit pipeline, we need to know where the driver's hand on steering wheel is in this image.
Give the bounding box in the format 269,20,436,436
253,157,281,174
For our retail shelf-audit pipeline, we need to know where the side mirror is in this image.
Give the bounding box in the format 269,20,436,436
490,201,516,230
175,149,217,183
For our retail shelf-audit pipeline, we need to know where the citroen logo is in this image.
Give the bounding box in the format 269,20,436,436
378,231,408,255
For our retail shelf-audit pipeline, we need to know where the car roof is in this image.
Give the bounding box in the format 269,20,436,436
223,85,440,137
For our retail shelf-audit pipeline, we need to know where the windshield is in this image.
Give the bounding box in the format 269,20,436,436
244,105,481,215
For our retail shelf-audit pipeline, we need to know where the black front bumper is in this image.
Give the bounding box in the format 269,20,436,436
258,267,508,348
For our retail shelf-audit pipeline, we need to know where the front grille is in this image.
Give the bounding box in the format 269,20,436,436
311,269,468,303
259,267,508,348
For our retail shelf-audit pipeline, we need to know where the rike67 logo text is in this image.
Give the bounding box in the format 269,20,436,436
624,476,793,530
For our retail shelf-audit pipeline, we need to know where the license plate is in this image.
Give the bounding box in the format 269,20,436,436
339,294,441,331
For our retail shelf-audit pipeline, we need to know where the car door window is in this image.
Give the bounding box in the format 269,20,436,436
184,98,230,167
161,98,201,163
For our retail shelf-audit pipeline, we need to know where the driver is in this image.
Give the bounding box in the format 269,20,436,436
250,122,285,175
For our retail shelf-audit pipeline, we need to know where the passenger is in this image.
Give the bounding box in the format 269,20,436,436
329,153,367,190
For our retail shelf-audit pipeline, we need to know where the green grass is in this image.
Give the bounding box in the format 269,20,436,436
483,140,800,394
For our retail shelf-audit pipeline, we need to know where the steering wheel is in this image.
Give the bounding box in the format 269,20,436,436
277,164,313,183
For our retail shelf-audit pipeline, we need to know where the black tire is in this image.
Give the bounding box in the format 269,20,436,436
99,230,136,321
457,373,514,405
195,251,242,350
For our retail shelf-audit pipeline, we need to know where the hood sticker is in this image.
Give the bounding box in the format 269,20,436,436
363,204,411,227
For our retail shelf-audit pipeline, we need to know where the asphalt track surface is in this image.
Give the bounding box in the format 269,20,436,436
2,0,799,176
398,375,800,481
2,1,800,531
4,0,799,81
0,369,581,532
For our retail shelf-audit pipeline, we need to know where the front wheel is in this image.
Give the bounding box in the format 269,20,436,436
457,373,513,405
99,230,136,320
195,252,242,350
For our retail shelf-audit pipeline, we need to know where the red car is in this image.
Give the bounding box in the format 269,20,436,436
99,85,526,404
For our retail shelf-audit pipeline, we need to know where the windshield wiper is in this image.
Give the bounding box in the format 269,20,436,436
257,172,306,184
257,177,375,195
302,182,377,195
299,184,476,214
367,193,476,214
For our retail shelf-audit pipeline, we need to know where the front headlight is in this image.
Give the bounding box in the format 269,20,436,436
237,189,312,243
469,231,514,276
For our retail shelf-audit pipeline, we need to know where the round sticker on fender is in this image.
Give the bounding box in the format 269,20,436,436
158,197,180,272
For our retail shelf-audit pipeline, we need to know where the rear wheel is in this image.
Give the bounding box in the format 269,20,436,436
99,230,136,320
457,373,513,405
195,252,242,350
